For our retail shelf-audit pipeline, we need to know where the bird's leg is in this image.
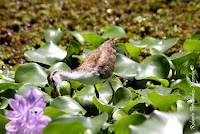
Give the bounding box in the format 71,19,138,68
56,86,61,96
108,80,114,104
94,85,99,98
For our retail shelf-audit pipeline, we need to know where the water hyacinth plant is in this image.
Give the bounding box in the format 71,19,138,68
1,27,200,134
5,88,51,134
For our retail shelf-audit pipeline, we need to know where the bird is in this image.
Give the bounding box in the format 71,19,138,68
47,38,116,100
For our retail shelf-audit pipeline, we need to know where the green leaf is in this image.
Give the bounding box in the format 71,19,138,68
148,92,184,111
112,109,128,121
0,115,10,134
0,82,22,93
113,87,132,108
81,32,105,48
0,97,8,109
191,30,200,40
15,63,47,87
136,55,170,86
134,87,172,105
114,53,138,80
135,37,179,52
113,114,146,134
43,115,87,134
145,38,179,52
170,52,199,69
65,29,85,45
171,77,200,102
35,38,45,47
139,37,160,47
17,83,52,103
72,49,91,62
24,41,67,65
48,62,71,72
129,110,189,134
122,100,138,113
50,96,86,115
66,40,81,60
90,112,108,132
183,39,200,52
43,113,108,134
102,26,126,39
93,96,115,116
99,77,123,104
44,106,66,120
125,42,143,60
44,28,63,44
74,85,97,111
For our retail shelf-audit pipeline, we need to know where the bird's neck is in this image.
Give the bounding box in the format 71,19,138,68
54,69,103,85
56,70,82,81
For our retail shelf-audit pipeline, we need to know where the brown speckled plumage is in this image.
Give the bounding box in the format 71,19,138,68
77,38,116,79
47,39,116,96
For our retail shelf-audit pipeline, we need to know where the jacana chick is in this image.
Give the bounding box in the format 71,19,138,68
48,39,116,97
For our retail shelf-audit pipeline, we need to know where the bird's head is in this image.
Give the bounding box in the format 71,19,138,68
47,70,61,96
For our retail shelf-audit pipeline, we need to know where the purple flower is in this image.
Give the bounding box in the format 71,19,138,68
5,88,51,134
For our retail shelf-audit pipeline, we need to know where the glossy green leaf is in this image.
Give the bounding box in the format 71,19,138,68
72,49,91,62
24,41,67,65
74,85,97,111
0,70,15,82
176,100,189,112
122,100,138,113
114,53,138,80
50,96,86,115
134,37,179,52
0,82,22,93
43,115,87,134
44,28,62,44
43,113,108,134
93,96,115,116
112,109,128,121
136,55,170,86
67,30,85,45
148,92,184,111
102,26,126,39
81,32,105,48
139,37,160,47
66,40,81,60
125,42,143,60
59,81,71,95
69,80,82,90
17,83,52,103
15,63,47,87
145,38,179,52
183,39,200,52
48,62,71,72
171,77,200,102
113,114,146,134
129,110,189,134
44,106,66,120
99,77,123,104
134,87,172,105
0,97,8,109
113,87,132,108
170,52,199,69
90,112,108,132
0,115,10,134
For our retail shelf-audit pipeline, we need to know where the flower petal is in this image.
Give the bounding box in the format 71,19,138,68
8,99,21,113
26,88,37,105
5,110,23,120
